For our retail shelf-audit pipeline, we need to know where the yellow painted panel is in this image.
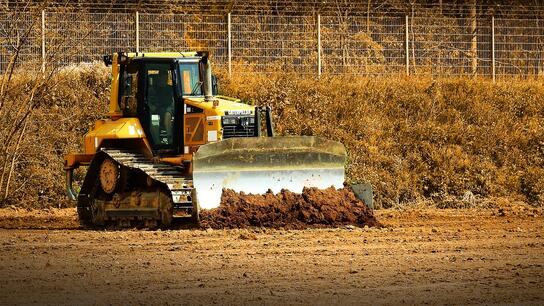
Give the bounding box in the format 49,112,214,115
185,114,206,145
83,118,146,154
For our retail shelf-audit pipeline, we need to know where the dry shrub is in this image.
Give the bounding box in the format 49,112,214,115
218,70,544,208
1,65,542,209
0,63,109,208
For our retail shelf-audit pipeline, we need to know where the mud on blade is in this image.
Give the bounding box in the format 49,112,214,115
192,136,347,209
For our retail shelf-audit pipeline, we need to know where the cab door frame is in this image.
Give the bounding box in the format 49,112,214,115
136,58,184,156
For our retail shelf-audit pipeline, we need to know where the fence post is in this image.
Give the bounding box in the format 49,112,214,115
228,12,232,77
491,16,496,82
135,11,139,53
317,14,321,78
405,15,409,76
470,0,478,76
41,10,45,73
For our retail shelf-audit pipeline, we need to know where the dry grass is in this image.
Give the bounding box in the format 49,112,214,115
0,64,542,209
219,69,544,208
0,63,109,208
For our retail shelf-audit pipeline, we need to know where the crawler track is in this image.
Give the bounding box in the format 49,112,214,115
77,149,196,227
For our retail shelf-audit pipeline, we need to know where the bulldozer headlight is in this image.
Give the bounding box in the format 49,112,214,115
240,117,252,127
222,117,238,125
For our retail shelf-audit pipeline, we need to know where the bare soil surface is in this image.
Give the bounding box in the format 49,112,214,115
0,205,543,305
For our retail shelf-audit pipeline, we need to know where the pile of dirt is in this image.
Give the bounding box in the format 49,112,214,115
200,187,380,229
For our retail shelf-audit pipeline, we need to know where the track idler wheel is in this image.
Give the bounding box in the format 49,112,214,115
99,158,120,194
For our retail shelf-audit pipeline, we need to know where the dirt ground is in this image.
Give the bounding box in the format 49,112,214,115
0,205,542,305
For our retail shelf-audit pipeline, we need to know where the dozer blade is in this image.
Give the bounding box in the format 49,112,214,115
192,136,346,209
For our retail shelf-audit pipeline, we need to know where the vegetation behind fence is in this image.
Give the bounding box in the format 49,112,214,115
1,8,543,79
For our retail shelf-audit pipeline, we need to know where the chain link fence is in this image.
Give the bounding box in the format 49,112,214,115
1,11,543,79
0,12,42,71
139,14,227,66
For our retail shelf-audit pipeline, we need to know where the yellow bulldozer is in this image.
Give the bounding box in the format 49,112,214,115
64,51,347,227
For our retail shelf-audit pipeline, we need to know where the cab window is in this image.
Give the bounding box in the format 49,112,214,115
144,63,176,147
179,62,202,96
120,64,138,116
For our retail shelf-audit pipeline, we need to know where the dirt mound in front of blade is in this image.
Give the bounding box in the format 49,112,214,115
200,187,380,229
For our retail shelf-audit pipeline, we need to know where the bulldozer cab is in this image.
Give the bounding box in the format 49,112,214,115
118,57,205,155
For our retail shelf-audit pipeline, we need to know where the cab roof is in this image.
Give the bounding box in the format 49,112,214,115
125,52,201,59
104,51,206,66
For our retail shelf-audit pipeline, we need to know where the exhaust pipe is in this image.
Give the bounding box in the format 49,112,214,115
202,52,213,102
